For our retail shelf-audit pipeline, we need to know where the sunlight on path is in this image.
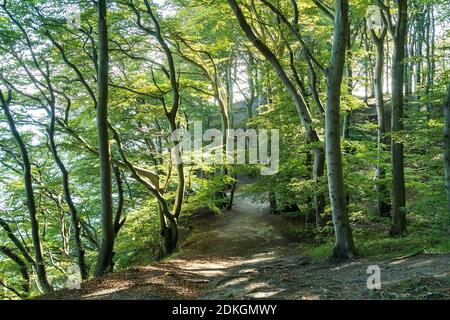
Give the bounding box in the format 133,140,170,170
42,190,450,300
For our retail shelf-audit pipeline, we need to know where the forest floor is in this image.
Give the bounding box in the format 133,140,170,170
41,188,450,300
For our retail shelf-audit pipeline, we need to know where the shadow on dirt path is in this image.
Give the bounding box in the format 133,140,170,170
42,188,450,300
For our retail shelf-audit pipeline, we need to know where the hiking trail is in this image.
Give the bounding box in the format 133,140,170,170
43,189,450,300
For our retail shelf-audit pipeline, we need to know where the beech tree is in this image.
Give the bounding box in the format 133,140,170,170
368,7,391,217
93,0,115,277
377,0,408,235
227,0,356,260
444,82,450,236
0,88,52,293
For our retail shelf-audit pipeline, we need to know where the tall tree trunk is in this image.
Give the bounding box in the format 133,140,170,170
342,111,351,139
46,87,88,279
443,82,450,236
414,5,424,97
144,0,184,252
94,0,115,277
0,91,52,293
388,0,408,236
227,52,235,128
425,4,433,122
405,20,413,96
247,51,256,119
364,25,370,102
385,34,390,94
342,35,353,140
371,27,391,217
48,119,88,279
326,0,356,261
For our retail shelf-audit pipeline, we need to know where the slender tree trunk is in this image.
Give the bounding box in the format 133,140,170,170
364,26,370,102
227,53,235,128
269,190,278,214
227,176,238,211
108,0,183,256
342,112,351,139
0,246,30,297
386,34,390,94
405,22,413,96
389,0,408,236
313,146,325,227
48,131,88,279
113,165,125,236
414,6,424,98
247,52,256,119
305,149,315,224
0,217,35,264
47,97,88,279
144,0,185,224
425,4,433,121
326,0,356,261
109,164,125,272
0,91,52,293
371,28,391,217
430,7,435,93
111,122,179,257
94,0,115,277
443,82,450,236
307,59,325,114
342,36,353,140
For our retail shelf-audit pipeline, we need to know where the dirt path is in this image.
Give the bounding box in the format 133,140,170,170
43,191,450,300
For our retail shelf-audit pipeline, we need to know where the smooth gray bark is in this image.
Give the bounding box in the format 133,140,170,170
48,113,88,279
0,90,53,292
326,0,356,261
380,0,408,235
94,0,115,277
370,27,391,217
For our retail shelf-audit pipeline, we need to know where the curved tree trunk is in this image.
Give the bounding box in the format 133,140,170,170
0,246,30,298
0,91,53,293
227,0,326,226
48,130,88,279
47,97,88,279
